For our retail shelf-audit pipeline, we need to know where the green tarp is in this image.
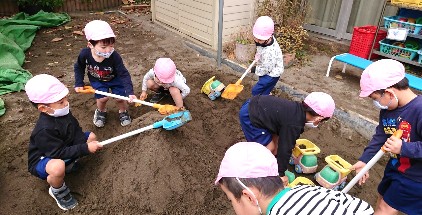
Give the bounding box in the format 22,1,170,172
0,11,70,95
0,11,71,116
0,98,4,116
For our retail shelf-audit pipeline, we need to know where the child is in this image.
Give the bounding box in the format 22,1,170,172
25,74,102,210
351,59,422,215
251,16,284,96
139,58,190,108
215,142,374,215
239,92,335,186
74,20,137,127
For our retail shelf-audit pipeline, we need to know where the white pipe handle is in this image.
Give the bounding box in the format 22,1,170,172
239,60,258,82
342,150,385,193
94,90,155,107
99,125,155,146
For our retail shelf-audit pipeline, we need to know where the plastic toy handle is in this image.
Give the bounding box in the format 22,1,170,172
237,60,257,84
76,86,95,94
342,129,403,193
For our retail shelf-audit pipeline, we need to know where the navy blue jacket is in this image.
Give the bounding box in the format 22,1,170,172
74,48,134,95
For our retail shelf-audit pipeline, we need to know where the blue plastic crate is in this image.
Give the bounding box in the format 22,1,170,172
379,39,419,60
384,16,422,35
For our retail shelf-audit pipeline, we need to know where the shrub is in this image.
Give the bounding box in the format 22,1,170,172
256,0,309,57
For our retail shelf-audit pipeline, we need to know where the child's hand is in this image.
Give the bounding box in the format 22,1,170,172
139,91,147,101
74,87,84,92
383,134,403,154
128,95,137,103
87,141,103,153
350,161,369,185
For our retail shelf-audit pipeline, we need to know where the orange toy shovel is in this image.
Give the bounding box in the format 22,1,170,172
76,86,181,115
221,60,257,100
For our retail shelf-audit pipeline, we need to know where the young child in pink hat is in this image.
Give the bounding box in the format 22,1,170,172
351,59,422,215
25,74,102,210
215,142,374,215
251,16,284,96
139,58,190,108
74,20,136,128
239,92,335,186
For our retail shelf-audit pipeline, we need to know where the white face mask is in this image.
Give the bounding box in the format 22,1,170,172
44,103,70,117
373,100,389,110
95,48,114,58
373,92,398,110
236,177,262,215
305,121,318,128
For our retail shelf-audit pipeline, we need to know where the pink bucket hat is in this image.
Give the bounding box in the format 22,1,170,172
359,59,405,97
215,142,278,185
25,74,69,104
253,16,274,40
84,20,116,41
154,58,176,83
304,92,335,118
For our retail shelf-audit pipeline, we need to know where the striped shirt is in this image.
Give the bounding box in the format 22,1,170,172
268,185,374,215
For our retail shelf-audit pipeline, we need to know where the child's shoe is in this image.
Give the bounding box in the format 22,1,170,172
93,109,107,127
48,186,78,210
150,87,169,103
119,110,131,126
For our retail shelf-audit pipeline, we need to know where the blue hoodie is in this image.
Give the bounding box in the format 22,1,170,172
359,95,422,182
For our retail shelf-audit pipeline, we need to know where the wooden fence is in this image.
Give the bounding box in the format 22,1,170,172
0,0,122,16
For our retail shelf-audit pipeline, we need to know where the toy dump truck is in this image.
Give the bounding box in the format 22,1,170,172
315,155,352,191
289,139,320,174
289,177,315,188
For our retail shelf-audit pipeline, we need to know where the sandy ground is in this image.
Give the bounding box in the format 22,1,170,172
0,10,401,214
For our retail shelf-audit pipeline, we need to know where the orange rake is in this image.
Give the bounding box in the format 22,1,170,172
76,86,181,115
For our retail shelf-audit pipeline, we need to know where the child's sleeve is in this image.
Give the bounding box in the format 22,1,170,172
74,51,87,87
276,125,301,176
35,129,90,159
359,122,388,163
173,71,190,98
142,69,155,92
113,53,134,95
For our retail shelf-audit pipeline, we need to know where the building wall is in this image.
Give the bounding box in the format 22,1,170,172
220,0,255,46
153,0,257,50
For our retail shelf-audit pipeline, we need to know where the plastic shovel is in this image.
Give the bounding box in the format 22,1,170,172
221,60,257,100
99,110,192,146
342,129,403,193
76,86,181,115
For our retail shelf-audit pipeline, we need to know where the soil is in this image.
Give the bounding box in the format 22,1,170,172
0,10,404,214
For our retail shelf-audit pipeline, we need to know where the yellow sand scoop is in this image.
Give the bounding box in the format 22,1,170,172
76,86,181,115
222,60,257,100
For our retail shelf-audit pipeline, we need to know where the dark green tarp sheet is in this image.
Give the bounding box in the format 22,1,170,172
0,11,70,95
0,11,70,116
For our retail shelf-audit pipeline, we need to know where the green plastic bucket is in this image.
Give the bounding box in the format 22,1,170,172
300,155,317,167
319,166,339,184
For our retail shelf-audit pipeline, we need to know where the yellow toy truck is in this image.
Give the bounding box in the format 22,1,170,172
289,139,321,174
315,155,352,191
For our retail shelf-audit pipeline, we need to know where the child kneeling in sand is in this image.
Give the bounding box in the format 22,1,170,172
215,142,374,215
25,74,102,210
139,58,190,108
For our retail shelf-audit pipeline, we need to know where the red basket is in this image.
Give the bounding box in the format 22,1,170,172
349,26,387,59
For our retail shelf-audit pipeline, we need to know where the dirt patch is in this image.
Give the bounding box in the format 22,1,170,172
0,11,388,214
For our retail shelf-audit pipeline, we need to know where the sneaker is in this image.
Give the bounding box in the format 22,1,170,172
119,111,131,126
149,87,169,103
48,186,78,210
93,109,107,128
